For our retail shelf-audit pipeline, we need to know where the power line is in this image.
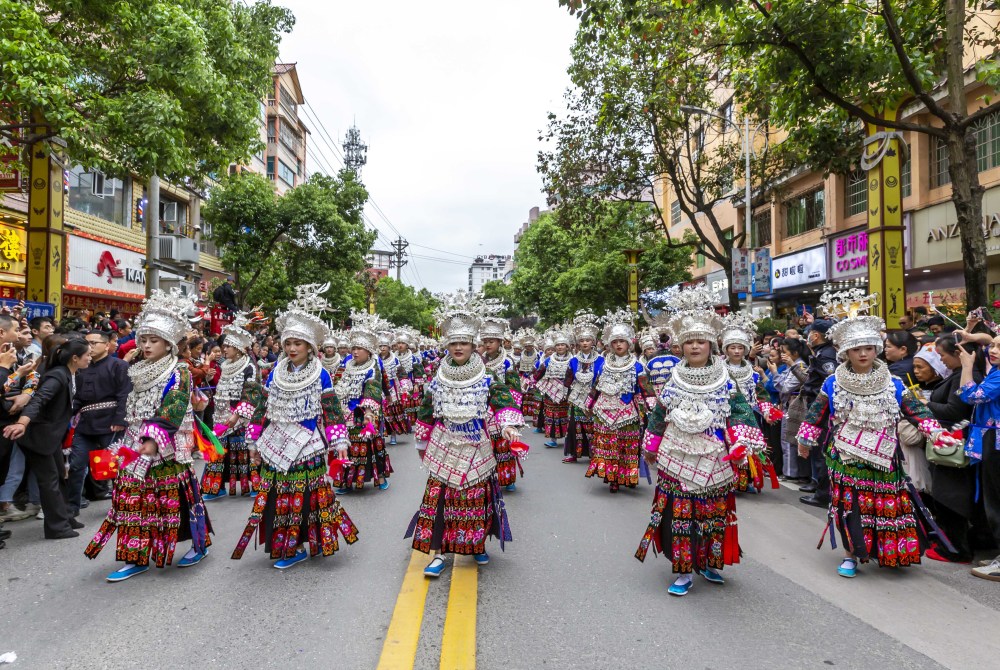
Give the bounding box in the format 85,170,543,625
408,242,477,259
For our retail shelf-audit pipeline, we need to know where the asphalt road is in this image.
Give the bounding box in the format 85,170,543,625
2,427,999,670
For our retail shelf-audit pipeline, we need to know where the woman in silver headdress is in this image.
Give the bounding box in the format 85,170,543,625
232,285,359,570
201,312,264,500
406,296,523,578
378,327,410,444
534,327,572,449
563,311,600,465
480,314,523,492
514,329,541,421
86,289,212,582
637,287,761,596
796,291,956,578
585,309,654,492
395,328,426,427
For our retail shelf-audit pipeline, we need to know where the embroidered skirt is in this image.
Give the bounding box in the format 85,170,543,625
85,460,212,568
384,400,411,436
232,454,359,561
201,432,256,496
827,453,923,567
491,432,521,487
543,399,569,439
565,406,593,459
520,380,541,419
585,420,641,487
405,475,511,555
333,431,393,489
635,474,739,573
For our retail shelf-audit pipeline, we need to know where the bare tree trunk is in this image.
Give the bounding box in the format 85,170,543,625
945,0,988,309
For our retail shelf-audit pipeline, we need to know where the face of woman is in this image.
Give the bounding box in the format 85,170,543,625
936,344,961,370
768,349,781,365
71,351,93,370
883,340,906,362
284,338,310,365
913,358,940,384
578,337,594,354
139,334,170,361
846,345,877,372
352,346,371,364
555,343,568,355
190,343,204,359
725,343,746,364
989,337,1000,366
643,345,656,358
612,339,631,356
483,338,501,355
683,339,711,367
781,344,797,361
449,341,473,364
223,345,241,361
379,345,390,357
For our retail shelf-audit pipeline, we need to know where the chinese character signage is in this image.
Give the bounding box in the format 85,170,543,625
731,248,751,293
0,225,26,276
753,248,772,294
771,246,826,290
830,230,868,279
0,299,53,319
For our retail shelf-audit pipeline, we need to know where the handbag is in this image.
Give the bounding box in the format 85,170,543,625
89,448,119,480
926,434,970,468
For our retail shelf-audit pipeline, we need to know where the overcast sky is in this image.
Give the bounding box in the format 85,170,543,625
276,1,578,293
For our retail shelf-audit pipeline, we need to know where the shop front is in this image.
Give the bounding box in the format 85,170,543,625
0,221,27,300
755,245,827,321
65,232,147,318
908,186,1000,311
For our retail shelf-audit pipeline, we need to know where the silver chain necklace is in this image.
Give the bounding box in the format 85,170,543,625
659,356,731,434
595,352,636,396
125,355,180,427
432,354,489,425
832,359,899,430
335,356,377,403
268,355,323,423
216,356,252,409
542,352,571,380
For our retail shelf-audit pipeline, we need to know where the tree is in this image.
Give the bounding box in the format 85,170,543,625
204,170,376,316
509,203,691,325
0,0,293,181
373,277,440,332
560,0,1000,310
540,1,790,310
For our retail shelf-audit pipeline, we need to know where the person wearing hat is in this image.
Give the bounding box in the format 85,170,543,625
231,284,359,570
796,290,957,578
514,328,542,423
333,313,391,491
394,328,426,428
406,295,523,577
378,326,409,445
720,313,778,493
637,287,757,596
584,309,654,492
564,311,601,465
320,329,343,381
534,327,573,449
201,312,264,500
480,314,524,492
797,316,839,507
85,289,213,582
642,328,679,398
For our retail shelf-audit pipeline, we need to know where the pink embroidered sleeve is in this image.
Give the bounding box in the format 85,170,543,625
140,422,173,459
642,431,662,454
414,420,433,443
361,397,381,412
728,424,766,454
233,401,255,420
493,406,524,428
917,417,943,439
325,423,348,448
796,422,822,445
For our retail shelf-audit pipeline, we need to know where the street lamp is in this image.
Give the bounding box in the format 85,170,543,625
678,105,768,314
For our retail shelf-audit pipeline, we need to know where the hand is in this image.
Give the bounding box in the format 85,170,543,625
14,359,37,378
501,426,519,443
803,311,815,325
797,442,811,459
767,361,778,374
227,415,239,428
780,352,792,366
959,346,977,370
643,450,656,465
9,394,30,413
0,345,17,369
250,449,262,467
139,439,158,457
109,425,125,433
337,447,349,461
750,343,762,358
3,422,25,440
124,349,140,363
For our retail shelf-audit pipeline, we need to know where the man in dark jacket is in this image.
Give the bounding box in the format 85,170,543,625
799,318,838,508
213,277,239,313
65,330,131,516
0,313,32,545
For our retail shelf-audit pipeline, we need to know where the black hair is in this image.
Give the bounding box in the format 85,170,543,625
85,329,111,342
113,318,130,332
0,314,14,331
29,316,54,332
781,337,809,361
44,338,89,372
935,334,961,357
926,316,945,327
885,330,919,358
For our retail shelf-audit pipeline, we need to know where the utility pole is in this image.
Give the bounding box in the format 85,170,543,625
146,173,160,297
389,236,409,282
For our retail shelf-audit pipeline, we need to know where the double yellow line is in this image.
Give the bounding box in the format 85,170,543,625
377,550,479,670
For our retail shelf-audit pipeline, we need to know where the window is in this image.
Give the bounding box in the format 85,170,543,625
279,124,301,153
266,157,276,181
901,157,911,198
845,170,868,217
719,101,734,131
752,208,771,247
159,196,187,236
784,188,825,237
267,118,276,143
66,165,127,226
279,85,298,118
278,160,295,186
296,158,303,177
933,137,951,187
973,110,1000,173
670,200,681,227
695,251,706,268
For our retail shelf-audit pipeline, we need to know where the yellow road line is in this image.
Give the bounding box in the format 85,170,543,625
377,550,433,670
439,555,478,670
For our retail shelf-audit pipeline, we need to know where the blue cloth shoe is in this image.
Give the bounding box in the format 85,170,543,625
106,564,149,583
378,480,390,491
533,428,544,434
544,441,558,448
667,577,693,597
505,483,516,492
699,568,724,584
390,436,397,445
274,549,309,570
202,489,226,501
423,556,447,578
837,558,858,578
177,547,209,568
474,552,490,566
335,487,351,495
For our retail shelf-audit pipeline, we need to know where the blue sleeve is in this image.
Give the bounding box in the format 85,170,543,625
960,369,1000,405
320,368,333,390
893,377,905,404
823,376,837,414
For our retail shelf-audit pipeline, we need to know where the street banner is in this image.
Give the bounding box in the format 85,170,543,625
732,248,751,293
753,247,772,294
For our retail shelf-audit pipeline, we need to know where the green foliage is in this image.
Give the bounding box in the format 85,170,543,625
509,203,690,326
0,0,293,182
373,277,440,333
204,170,375,317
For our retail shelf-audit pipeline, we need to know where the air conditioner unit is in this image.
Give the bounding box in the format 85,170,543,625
159,235,200,264
158,278,197,297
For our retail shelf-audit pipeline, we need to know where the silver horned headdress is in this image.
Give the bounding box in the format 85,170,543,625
275,283,332,353
135,288,197,352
